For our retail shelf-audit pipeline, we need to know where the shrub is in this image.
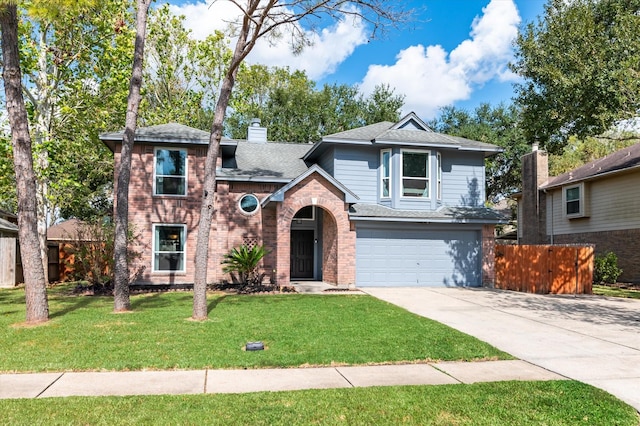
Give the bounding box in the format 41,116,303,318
593,251,623,284
62,219,144,289
221,244,269,287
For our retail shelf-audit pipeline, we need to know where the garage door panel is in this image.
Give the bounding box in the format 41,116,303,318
356,225,480,287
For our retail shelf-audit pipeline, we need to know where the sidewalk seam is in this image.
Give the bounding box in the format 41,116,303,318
334,367,355,388
35,372,65,398
203,369,208,394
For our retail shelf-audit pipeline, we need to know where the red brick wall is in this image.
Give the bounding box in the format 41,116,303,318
553,229,640,283
275,173,354,286
482,225,496,287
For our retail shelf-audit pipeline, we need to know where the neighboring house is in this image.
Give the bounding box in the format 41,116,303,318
0,210,18,287
47,219,95,282
100,113,505,288
517,144,640,282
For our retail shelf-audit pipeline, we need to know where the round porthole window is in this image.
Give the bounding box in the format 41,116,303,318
239,194,259,215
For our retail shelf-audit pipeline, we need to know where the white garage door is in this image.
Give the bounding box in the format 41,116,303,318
356,224,481,287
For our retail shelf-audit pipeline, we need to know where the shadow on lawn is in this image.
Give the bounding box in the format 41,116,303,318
207,295,227,315
50,295,95,319
130,292,192,310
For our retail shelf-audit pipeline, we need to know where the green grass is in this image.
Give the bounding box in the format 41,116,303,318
0,285,510,372
593,284,640,299
1,381,637,425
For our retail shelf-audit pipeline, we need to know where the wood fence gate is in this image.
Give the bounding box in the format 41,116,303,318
495,244,594,294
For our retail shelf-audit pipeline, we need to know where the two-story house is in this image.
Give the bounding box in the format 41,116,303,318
517,144,640,283
100,112,505,288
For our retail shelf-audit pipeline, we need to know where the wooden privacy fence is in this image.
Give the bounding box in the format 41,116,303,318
495,244,594,294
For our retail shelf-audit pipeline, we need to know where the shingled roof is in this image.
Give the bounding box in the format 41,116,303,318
218,141,312,182
305,112,501,161
542,142,640,189
349,204,508,224
100,123,214,151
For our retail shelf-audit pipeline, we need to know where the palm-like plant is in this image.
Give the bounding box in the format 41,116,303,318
221,244,269,287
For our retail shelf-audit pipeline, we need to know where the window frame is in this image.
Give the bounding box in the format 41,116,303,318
153,147,188,197
400,149,430,199
436,152,442,200
238,193,260,216
152,224,187,273
380,148,392,199
563,183,587,219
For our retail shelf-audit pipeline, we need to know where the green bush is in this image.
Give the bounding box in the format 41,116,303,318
221,244,269,287
593,251,623,284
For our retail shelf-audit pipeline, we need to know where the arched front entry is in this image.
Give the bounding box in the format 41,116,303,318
290,206,322,280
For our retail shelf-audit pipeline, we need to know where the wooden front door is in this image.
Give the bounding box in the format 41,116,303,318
290,229,314,279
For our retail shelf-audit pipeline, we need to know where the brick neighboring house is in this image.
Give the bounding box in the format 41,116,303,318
517,144,640,283
100,113,506,288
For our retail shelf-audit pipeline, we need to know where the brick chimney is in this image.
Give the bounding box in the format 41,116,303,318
519,146,550,244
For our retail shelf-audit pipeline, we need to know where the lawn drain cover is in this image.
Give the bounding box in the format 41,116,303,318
246,341,264,351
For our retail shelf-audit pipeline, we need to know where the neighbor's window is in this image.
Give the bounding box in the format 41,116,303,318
154,148,187,196
436,152,442,200
238,194,259,215
401,149,430,198
381,149,391,198
153,224,186,273
563,183,587,218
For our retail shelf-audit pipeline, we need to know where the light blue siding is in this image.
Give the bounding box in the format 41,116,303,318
333,146,378,203
317,146,335,175
440,151,486,207
355,222,481,287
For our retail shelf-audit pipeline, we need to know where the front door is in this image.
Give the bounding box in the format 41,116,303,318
290,229,314,279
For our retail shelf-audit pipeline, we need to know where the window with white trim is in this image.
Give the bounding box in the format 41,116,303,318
238,194,259,215
563,183,587,218
401,149,430,198
153,224,186,272
380,149,391,198
436,152,442,200
154,148,187,196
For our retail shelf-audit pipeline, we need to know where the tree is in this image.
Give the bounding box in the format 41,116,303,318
1,2,49,323
2,0,135,282
430,103,529,202
113,0,151,312
227,65,404,143
511,0,640,151
192,0,412,320
141,5,231,129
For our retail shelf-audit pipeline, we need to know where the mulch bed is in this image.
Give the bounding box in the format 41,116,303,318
69,282,297,296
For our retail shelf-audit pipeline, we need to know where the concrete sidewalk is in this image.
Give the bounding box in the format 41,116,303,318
365,287,640,412
0,359,563,399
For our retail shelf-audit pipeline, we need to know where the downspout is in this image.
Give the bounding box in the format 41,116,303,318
543,189,554,245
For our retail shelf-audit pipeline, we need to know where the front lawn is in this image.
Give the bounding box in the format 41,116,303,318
2,381,637,425
593,284,640,299
0,285,510,372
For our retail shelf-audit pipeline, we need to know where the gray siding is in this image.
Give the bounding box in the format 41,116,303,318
317,146,335,176
440,151,486,207
547,172,640,235
333,146,378,203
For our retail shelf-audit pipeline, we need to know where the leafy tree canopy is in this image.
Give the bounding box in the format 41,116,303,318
430,103,529,203
512,0,640,152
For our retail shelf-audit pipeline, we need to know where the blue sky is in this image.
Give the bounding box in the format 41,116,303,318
163,0,546,119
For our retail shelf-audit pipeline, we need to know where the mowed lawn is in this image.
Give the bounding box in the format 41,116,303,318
2,285,639,425
0,285,510,372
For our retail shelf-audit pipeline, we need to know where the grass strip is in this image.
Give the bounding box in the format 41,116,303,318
1,381,638,425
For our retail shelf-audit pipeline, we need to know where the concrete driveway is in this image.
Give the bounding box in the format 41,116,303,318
364,287,640,411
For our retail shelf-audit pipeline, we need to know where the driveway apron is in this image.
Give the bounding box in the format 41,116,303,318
364,287,640,411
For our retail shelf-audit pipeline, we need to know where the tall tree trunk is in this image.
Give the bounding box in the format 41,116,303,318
113,0,151,312
1,4,49,323
192,32,247,321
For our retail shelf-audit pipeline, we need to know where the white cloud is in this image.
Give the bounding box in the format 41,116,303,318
168,1,368,80
359,0,521,118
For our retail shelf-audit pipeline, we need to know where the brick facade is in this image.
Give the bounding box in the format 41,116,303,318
481,224,496,287
553,229,640,283
117,145,355,286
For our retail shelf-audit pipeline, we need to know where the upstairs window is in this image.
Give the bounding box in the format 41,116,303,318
563,183,588,218
154,148,187,196
380,149,392,198
401,150,430,198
